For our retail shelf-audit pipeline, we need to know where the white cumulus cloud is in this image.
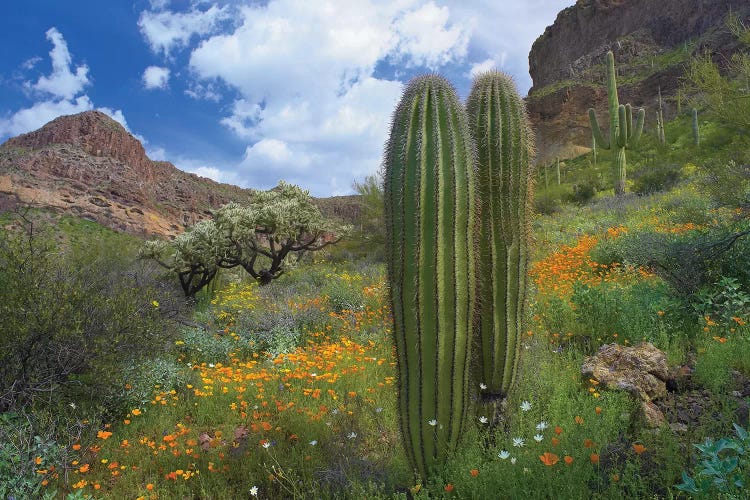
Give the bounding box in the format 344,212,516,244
142,66,171,89
186,0,468,194
30,27,90,100
138,5,231,56
0,28,132,140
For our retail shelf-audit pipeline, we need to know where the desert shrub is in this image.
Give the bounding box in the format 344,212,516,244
692,276,750,326
632,163,681,194
676,423,750,498
569,180,598,204
177,327,238,363
0,213,179,415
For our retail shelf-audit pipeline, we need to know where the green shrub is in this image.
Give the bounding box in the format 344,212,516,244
632,164,681,194
0,212,179,414
676,423,750,498
0,412,62,500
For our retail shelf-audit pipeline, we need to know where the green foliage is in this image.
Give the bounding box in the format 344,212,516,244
0,211,177,414
466,70,534,403
588,51,646,196
383,74,476,478
676,423,750,498
632,163,681,194
692,277,750,326
0,413,62,500
351,174,386,261
692,108,701,145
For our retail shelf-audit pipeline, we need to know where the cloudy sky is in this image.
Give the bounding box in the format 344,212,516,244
0,0,574,196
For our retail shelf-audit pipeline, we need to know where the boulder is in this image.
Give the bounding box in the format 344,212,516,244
582,342,669,401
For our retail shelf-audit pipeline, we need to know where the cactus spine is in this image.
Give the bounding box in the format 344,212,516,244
588,51,645,196
383,75,476,477
692,108,700,146
467,71,534,409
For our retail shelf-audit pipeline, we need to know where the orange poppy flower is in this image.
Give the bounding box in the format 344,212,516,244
539,452,559,466
564,455,574,465
583,438,595,448
595,407,602,415
555,426,563,435
590,453,600,464
551,437,560,447
574,416,584,425
470,469,479,477
444,483,454,492
632,443,647,455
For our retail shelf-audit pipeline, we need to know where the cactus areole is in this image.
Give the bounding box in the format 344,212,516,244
466,71,534,405
383,75,476,478
588,51,645,196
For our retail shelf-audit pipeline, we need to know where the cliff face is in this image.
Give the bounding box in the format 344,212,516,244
0,111,358,237
527,0,749,163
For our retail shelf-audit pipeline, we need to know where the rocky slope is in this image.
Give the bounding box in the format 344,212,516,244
0,111,359,237
527,0,750,164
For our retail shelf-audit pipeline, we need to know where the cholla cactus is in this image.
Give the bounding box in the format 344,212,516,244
141,220,221,298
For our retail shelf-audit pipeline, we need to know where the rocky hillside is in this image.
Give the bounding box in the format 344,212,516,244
527,0,750,164
0,111,359,237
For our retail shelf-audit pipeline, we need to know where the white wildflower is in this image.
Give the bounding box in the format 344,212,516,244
498,450,510,459
520,400,532,412
512,437,525,447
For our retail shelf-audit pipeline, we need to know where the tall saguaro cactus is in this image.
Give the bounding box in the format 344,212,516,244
466,71,534,412
588,51,645,196
383,75,476,478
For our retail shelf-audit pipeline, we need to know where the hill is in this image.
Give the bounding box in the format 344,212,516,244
0,111,360,237
527,0,750,163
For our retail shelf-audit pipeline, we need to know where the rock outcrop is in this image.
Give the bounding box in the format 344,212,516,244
0,111,358,237
527,0,750,163
582,342,670,427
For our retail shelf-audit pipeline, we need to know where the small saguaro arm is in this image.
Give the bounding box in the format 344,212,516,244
588,51,645,196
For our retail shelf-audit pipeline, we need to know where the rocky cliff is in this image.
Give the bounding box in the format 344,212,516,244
0,111,359,237
527,0,750,163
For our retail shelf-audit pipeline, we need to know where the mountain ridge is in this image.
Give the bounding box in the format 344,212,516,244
0,111,359,237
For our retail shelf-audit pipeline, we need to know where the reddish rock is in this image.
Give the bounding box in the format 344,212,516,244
526,0,750,163
0,111,359,237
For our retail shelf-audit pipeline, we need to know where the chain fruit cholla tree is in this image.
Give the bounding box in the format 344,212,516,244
384,75,476,478
588,51,645,196
141,220,221,298
466,71,534,420
215,182,344,285
143,182,346,295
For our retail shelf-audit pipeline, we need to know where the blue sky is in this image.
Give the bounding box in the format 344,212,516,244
0,0,574,196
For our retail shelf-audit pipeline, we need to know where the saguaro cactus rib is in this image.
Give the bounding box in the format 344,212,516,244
384,75,476,478
467,71,533,404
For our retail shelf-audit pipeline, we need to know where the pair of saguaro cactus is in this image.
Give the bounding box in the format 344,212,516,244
383,72,533,477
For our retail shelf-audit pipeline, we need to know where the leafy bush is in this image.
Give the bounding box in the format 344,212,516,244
632,163,681,194
676,423,750,498
0,213,179,414
0,412,62,500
